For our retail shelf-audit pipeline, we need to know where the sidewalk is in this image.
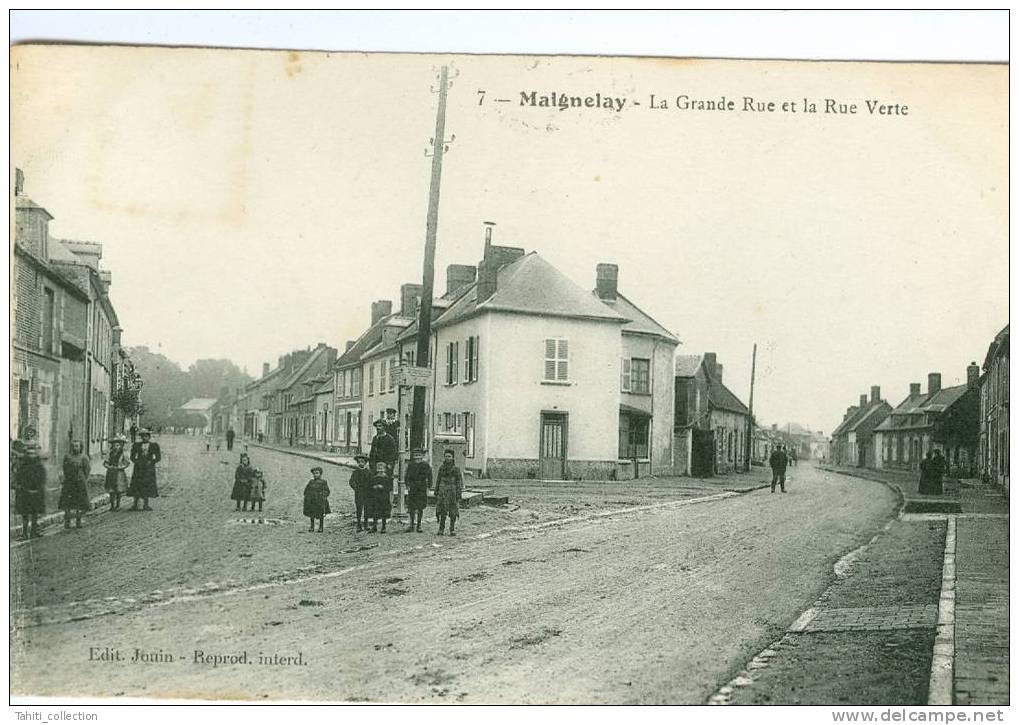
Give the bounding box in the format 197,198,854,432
814,465,1008,705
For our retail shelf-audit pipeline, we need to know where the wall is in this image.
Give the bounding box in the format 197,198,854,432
621,332,677,475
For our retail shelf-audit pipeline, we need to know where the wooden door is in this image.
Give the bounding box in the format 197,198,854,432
540,413,567,480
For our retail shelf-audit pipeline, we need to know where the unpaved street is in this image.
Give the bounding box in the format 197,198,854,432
11,437,897,703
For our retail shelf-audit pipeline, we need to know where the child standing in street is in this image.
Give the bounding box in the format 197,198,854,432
14,442,46,539
248,469,266,512
303,466,330,533
232,453,253,511
103,435,130,511
404,448,432,533
368,461,393,534
348,453,372,532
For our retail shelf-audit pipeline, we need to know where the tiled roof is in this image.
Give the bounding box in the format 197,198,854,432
847,403,891,435
709,380,749,415
15,195,53,218
598,292,679,344
674,354,702,378
336,314,413,368
920,384,968,413
831,406,866,437
434,253,628,329
281,346,333,391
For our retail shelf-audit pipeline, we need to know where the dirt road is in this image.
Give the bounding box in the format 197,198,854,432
10,438,897,703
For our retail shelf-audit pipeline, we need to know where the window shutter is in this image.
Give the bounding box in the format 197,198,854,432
446,342,452,384
453,341,459,384
463,338,470,383
472,336,480,381
621,358,631,392
557,339,569,381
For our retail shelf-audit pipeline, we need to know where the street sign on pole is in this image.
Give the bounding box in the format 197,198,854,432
393,365,433,389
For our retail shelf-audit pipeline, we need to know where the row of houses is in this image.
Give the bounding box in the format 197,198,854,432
222,224,820,481
830,324,1009,492
11,170,137,477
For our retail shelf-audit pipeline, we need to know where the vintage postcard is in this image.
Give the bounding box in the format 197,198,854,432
9,44,1008,707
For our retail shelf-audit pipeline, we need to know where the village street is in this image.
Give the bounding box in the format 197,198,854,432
11,435,900,703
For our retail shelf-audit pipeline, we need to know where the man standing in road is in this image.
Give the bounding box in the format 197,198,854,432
769,444,788,493
226,427,235,452
369,418,398,476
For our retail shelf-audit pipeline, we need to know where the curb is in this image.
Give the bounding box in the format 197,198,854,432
818,466,906,518
245,441,357,469
9,490,111,539
928,515,957,706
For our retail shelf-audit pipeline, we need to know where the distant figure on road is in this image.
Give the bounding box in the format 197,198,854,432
226,427,235,452
248,469,266,513
404,448,432,534
368,461,393,534
128,428,161,510
232,453,253,511
103,435,130,511
129,423,138,443
60,440,92,529
434,449,463,536
918,450,938,495
769,445,788,493
789,448,798,467
348,453,372,532
303,466,330,533
932,450,947,496
369,419,398,476
15,442,46,539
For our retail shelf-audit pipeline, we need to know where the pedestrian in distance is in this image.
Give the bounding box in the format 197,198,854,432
205,431,213,453
368,461,393,533
303,466,330,533
128,428,161,510
59,440,92,529
103,435,130,511
232,453,254,511
789,448,798,467
932,450,947,496
248,469,266,512
215,435,223,452
434,449,463,536
769,444,788,493
226,427,235,452
14,442,46,539
404,448,432,533
348,452,372,532
369,418,398,476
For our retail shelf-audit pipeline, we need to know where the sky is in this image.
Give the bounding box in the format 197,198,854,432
10,42,1008,436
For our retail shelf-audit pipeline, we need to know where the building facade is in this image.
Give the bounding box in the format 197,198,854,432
979,325,1008,492
674,353,750,476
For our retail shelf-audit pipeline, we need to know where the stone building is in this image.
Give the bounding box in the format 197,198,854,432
979,324,1009,492
674,353,750,476
829,387,891,468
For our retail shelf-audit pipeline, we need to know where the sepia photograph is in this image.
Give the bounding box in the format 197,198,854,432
8,10,1009,712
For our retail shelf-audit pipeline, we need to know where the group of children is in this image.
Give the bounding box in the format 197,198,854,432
228,447,463,535
231,452,268,512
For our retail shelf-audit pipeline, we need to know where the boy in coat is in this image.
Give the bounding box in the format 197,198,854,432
404,448,432,533
367,461,393,534
348,453,373,532
434,449,463,536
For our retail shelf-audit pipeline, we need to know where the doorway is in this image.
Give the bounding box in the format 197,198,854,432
539,412,567,480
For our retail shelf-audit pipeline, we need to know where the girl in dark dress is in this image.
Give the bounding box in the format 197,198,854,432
303,466,330,532
434,449,463,536
103,436,130,511
59,440,91,529
14,443,46,539
404,448,432,533
232,453,253,510
368,461,393,533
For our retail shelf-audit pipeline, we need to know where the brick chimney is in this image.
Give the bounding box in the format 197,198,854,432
446,264,477,297
859,394,868,408
702,353,718,380
910,382,921,396
400,283,423,317
967,362,980,390
262,362,270,378
845,406,858,421
870,385,881,403
345,340,356,352
371,300,393,326
928,372,941,396
476,224,525,304
595,263,619,301
716,364,723,384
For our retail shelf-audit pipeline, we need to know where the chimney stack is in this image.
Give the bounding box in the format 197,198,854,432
772,424,778,431
476,235,525,304
967,362,980,390
15,168,24,196
928,372,942,396
716,364,723,384
262,362,270,378
345,340,356,352
595,263,619,301
702,353,718,380
910,382,921,396
445,264,477,297
371,300,393,326
400,283,423,317
483,221,495,252
870,385,881,403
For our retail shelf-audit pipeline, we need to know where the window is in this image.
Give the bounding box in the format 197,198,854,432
389,357,397,392
353,368,361,396
619,415,649,458
380,360,387,393
444,412,452,431
446,341,459,385
621,358,631,392
368,364,375,395
463,336,479,383
42,287,55,354
403,350,416,367
631,358,650,394
544,338,569,382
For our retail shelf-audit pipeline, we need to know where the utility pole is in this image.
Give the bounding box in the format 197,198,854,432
411,65,453,451
746,343,757,472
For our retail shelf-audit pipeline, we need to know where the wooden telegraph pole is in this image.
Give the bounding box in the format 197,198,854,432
410,65,452,452
746,343,757,472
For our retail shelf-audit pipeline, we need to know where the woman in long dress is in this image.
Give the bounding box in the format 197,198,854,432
60,440,91,528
